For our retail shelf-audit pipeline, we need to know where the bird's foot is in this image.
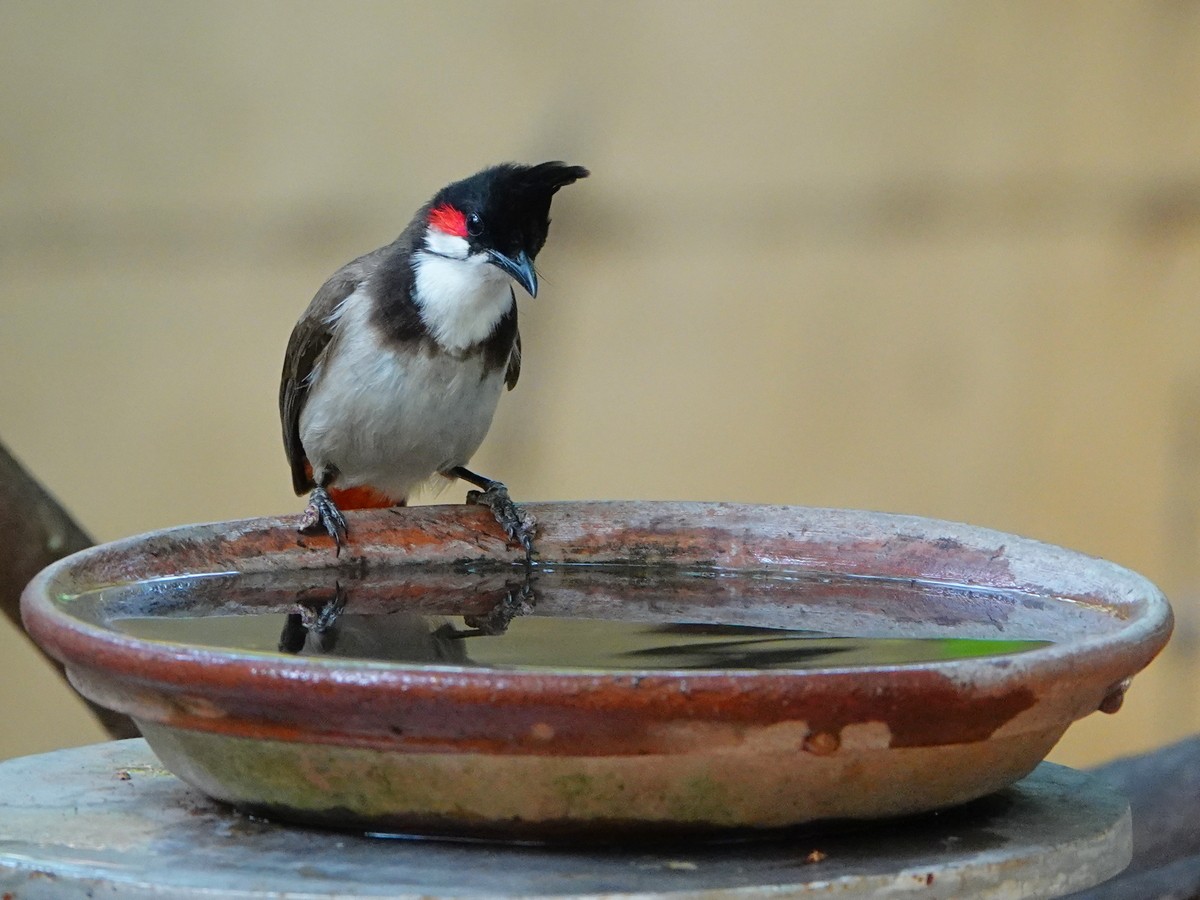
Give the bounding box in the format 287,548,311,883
298,487,348,555
280,583,347,653
299,582,347,634
463,580,536,636
466,481,536,557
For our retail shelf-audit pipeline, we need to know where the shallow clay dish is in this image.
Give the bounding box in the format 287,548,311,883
21,502,1172,839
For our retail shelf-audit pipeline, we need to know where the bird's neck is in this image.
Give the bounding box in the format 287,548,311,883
409,250,515,352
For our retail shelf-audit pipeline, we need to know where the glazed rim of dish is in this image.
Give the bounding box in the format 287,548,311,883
21,501,1173,754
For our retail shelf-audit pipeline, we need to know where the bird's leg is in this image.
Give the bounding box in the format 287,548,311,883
447,466,537,557
278,582,347,653
299,582,346,653
301,582,348,635
298,478,348,555
462,578,536,636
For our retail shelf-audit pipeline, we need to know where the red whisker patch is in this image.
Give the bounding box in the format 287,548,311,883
428,203,468,237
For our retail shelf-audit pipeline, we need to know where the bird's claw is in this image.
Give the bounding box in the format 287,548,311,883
466,482,536,556
463,581,536,636
300,583,347,633
299,487,348,555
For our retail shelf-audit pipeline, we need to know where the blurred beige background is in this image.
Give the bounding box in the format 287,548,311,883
2,1,1199,768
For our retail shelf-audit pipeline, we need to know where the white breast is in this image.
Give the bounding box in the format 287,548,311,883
298,287,508,500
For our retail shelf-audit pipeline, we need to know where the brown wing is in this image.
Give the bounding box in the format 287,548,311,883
505,329,521,391
279,250,387,495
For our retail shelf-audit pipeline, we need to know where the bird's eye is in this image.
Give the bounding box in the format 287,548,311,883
466,212,483,236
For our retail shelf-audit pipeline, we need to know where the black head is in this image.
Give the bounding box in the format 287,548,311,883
421,161,588,296
429,161,589,259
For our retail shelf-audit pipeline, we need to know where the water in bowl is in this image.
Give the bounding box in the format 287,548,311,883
71,565,1055,671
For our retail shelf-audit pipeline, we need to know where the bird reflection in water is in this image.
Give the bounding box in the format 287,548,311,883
276,580,535,662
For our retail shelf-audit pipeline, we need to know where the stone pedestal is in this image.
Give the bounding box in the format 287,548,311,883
0,740,1128,898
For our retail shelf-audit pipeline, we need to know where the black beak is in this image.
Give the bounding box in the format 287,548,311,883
487,249,538,298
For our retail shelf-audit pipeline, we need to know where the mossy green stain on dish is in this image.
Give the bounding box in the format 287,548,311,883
553,771,634,816
664,774,733,824
553,771,593,808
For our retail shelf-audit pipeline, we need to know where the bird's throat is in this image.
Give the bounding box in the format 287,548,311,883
412,251,514,352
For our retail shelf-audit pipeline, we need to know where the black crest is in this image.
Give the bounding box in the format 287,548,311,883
431,161,589,259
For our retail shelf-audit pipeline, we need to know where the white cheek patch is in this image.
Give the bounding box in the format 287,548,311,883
424,227,471,260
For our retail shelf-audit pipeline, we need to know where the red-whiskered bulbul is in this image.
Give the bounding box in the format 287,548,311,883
279,161,589,555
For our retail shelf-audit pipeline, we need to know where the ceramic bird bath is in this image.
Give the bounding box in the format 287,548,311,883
21,501,1172,840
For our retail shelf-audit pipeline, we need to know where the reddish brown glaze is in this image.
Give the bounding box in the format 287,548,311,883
19,502,1174,832
25,504,1172,751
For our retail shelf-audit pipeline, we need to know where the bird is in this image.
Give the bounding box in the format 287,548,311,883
279,161,588,555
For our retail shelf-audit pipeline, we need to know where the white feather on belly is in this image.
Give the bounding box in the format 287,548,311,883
298,287,507,500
